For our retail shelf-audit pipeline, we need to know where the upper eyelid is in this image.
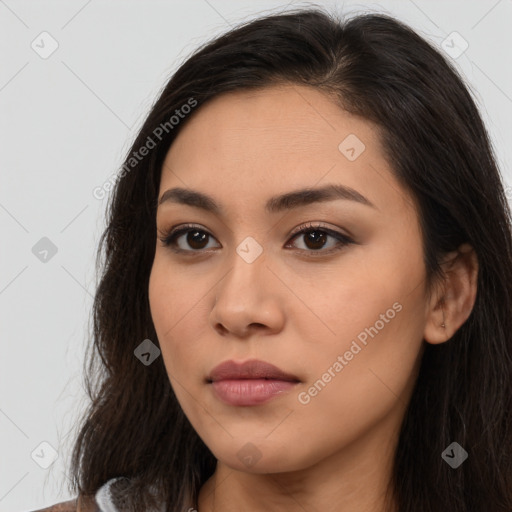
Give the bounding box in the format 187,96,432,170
159,222,352,249
163,222,346,239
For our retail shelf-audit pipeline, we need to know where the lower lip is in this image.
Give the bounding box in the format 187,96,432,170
210,379,298,406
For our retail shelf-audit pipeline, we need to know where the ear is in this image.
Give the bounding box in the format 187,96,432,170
423,243,478,344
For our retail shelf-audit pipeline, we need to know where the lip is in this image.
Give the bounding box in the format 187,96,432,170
207,359,300,406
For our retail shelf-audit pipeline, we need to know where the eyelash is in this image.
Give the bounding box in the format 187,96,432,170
157,222,354,258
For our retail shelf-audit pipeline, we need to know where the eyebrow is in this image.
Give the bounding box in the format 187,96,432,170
157,183,376,214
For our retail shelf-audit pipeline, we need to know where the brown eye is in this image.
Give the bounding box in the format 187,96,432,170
301,230,328,250
286,223,353,255
185,230,209,249
158,222,353,257
158,225,220,253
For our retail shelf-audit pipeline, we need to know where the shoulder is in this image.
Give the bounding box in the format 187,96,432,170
28,498,78,512
28,476,144,512
29,495,100,512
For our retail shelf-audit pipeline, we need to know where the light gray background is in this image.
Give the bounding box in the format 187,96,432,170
1,1,511,510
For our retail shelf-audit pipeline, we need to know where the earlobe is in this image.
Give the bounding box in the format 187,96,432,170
423,243,478,345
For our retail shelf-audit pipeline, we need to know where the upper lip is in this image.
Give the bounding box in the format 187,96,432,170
207,359,300,383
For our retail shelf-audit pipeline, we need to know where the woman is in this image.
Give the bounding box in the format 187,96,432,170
32,6,512,512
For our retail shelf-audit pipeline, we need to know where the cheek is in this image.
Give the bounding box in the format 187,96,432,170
148,256,214,382
280,308,425,471
286,228,426,357
293,233,427,429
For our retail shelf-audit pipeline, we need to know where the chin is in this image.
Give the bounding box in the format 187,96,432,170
210,437,312,474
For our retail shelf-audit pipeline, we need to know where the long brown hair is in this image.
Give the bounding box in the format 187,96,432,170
68,7,512,511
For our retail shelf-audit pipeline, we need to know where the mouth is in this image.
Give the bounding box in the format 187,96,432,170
206,359,301,406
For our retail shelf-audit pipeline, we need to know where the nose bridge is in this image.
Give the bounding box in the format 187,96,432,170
220,234,267,296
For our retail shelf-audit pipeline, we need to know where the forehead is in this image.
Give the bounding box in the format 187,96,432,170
159,84,412,217
165,84,380,164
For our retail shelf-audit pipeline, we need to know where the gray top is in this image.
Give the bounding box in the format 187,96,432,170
94,478,167,512
94,478,125,512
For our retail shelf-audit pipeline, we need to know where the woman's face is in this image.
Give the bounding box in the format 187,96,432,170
149,84,429,473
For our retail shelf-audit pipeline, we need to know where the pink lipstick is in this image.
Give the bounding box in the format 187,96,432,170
207,359,300,406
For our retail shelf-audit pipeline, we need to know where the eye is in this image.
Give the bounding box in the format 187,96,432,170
157,222,353,256
285,222,353,256
158,224,220,253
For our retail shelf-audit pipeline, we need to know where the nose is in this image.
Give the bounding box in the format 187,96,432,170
209,247,285,339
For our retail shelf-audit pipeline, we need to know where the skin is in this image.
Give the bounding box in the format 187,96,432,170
148,84,478,512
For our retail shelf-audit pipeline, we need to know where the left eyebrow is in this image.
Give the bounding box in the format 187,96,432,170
157,183,377,214
265,183,376,213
